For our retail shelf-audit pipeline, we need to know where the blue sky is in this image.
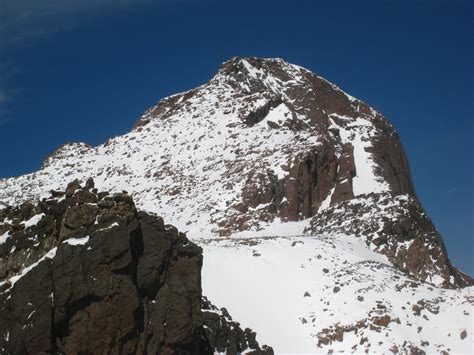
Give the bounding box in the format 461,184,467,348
0,0,472,273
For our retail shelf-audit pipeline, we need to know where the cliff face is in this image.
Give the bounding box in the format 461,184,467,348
0,179,272,354
0,57,470,290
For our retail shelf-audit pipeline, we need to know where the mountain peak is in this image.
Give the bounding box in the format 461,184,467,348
0,57,472,353
218,56,289,73
0,58,469,289
215,56,356,103
215,56,314,95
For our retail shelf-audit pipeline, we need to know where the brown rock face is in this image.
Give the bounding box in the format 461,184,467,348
0,180,272,354
369,128,414,195
332,143,356,204
283,151,320,219
280,148,337,220
237,141,361,226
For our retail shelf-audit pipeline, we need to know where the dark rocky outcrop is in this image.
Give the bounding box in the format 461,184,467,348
0,179,271,354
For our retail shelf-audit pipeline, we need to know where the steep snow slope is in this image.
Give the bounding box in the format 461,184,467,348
201,234,473,354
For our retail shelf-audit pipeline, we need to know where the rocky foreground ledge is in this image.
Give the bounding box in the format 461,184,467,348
0,179,273,354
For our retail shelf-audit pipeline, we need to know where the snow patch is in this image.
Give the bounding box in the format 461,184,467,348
0,231,11,245
63,236,90,246
8,247,57,287
22,213,45,229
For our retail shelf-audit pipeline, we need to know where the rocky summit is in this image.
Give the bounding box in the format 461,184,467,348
0,57,472,353
0,179,272,354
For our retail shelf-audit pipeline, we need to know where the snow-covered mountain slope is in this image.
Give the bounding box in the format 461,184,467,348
0,57,467,288
0,57,410,237
0,57,473,353
201,234,473,354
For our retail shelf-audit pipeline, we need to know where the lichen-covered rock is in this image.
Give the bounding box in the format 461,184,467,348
0,180,271,354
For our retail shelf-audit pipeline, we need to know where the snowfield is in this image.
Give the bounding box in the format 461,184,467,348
201,233,473,354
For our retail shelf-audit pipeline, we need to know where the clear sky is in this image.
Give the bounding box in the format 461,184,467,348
0,0,472,273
